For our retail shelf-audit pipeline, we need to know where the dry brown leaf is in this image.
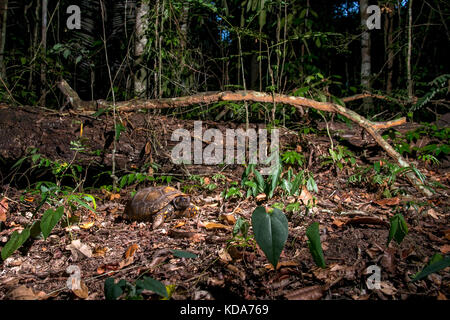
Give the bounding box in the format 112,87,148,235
203,177,210,185
426,208,439,219
109,193,120,201
345,216,389,227
144,141,151,155
379,281,397,296
440,244,450,254
218,214,236,225
66,240,93,259
444,229,450,241
332,218,346,228
437,292,447,300
381,248,396,273
218,248,232,263
174,221,186,228
202,221,232,231
298,187,314,205
374,197,400,207
0,197,8,222
79,221,95,230
7,285,43,300
284,285,323,300
72,280,89,299
256,193,267,202
93,246,108,257
125,244,139,259
295,145,302,153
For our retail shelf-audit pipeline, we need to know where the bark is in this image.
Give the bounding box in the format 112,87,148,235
40,0,48,107
56,79,432,197
386,3,394,95
360,0,374,111
0,0,7,80
407,0,414,101
134,0,149,98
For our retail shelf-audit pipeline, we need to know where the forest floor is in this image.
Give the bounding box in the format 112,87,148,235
0,117,449,300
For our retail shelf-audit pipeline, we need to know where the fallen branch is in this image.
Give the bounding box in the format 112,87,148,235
57,80,432,197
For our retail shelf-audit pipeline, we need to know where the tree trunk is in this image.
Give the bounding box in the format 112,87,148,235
134,0,149,98
386,2,394,95
0,0,7,80
407,0,414,101
360,0,373,111
40,0,48,107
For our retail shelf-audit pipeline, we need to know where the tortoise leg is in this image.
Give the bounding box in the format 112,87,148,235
152,204,174,229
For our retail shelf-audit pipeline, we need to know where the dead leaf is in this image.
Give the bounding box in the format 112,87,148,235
298,187,314,205
7,285,44,300
201,221,232,231
444,229,450,241
93,246,108,257
144,141,151,155
426,208,439,220
79,221,95,229
440,244,450,254
66,240,93,260
374,197,400,207
295,145,302,153
72,280,89,299
284,285,323,300
332,218,346,228
174,221,186,228
218,248,232,263
381,248,396,273
109,193,120,201
437,292,447,300
125,244,139,259
218,214,236,225
256,193,267,203
203,177,210,185
379,281,397,296
0,197,8,222
265,260,300,270
345,216,389,227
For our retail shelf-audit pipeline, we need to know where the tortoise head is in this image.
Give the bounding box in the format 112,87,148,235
173,195,190,210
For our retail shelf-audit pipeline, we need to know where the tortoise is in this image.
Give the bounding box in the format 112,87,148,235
123,186,198,229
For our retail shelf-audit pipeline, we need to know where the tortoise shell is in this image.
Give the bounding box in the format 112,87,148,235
124,186,190,222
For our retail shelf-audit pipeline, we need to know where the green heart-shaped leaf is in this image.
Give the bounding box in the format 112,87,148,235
1,228,31,260
40,206,65,239
252,206,288,268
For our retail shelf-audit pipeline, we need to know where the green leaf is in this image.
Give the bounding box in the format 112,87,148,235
1,228,31,260
254,170,265,193
40,207,65,239
104,278,125,300
412,256,450,282
387,213,408,245
233,217,249,237
171,250,197,259
135,277,168,299
306,222,326,268
268,161,282,198
251,206,288,268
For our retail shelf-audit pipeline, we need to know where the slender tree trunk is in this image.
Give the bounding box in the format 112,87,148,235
360,0,373,111
386,3,394,94
0,0,8,80
134,0,149,98
40,0,48,107
407,0,414,101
